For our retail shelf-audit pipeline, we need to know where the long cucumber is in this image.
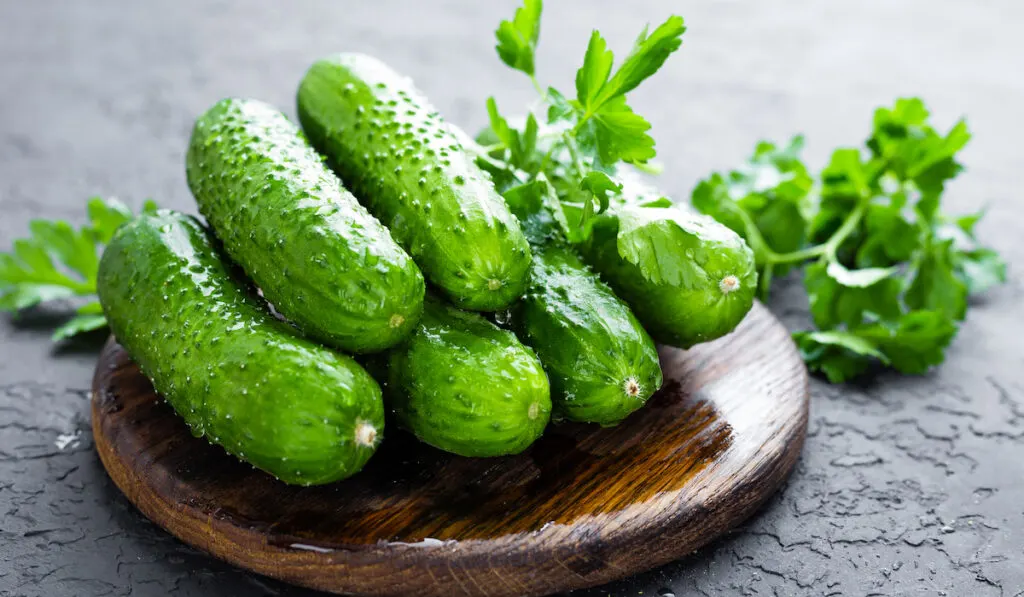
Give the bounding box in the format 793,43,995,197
187,97,424,353
97,211,385,485
297,54,532,311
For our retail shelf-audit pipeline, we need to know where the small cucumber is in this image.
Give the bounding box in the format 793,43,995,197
380,298,551,457
579,202,757,348
512,244,663,425
297,53,532,311
501,182,663,425
187,98,424,354
97,211,384,485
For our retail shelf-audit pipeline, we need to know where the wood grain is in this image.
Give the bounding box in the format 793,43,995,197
91,302,808,597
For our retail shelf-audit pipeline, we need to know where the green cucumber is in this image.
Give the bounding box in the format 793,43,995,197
513,244,663,425
186,97,424,353
501,182,663,425
296,53,532,311
381,298,551,457
477,116,756,347
579,200,757,348
97,211,384,485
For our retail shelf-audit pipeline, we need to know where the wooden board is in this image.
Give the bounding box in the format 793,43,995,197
91,302,808,597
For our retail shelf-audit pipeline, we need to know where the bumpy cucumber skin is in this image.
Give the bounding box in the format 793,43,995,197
97,211,385,485
296,54,532,311
579,207,757,348
186,98,424,353
383,298,551,457
512,243,663,426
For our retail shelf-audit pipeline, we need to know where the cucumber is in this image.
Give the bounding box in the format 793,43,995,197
579,202,757,348
97,211,384,485
186,97,424,354
501,183,663,425
512,243,663,425
296,53,532,311
477,116,755,347
381,297,551,457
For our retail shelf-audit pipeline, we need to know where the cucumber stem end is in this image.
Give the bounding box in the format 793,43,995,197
354,420,378,447
623,377,642,399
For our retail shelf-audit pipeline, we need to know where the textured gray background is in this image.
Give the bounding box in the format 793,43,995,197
1,1,1022,596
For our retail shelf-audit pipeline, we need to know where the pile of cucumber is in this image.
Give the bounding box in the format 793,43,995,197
96,53,756,486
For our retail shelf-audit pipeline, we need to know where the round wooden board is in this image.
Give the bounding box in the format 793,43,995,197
91,302,808,597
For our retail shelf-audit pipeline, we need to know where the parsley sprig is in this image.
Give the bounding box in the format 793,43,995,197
0,198,156,340
485,1,1005,382
692,99,1006,381
485,0,686,236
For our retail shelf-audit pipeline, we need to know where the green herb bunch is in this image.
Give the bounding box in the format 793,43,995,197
0,199,156,340
692,100,1005,381
481,0,1005,382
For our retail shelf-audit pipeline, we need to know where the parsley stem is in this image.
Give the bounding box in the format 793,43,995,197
562,133,587,178
536,143,559,176
732,207,784,264
821,199,868,260
632,161,664,175
758,198,869,266
530,75,546,98
758,263,774,302
571,112,594,137
768,245,827,265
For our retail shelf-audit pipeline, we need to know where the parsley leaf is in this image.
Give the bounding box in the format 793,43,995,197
867,98,970,221
495,0,543,77
484,97,541,179
855,203,920,267
804,261,902,329
486,96,513,148
614,206,709,288
52,313,108,342
691,136,812,275
794,310,957,381
691,173,745,234
690,97,1002,382
597,16,686,105
0,197,155,341
574,17,686,111
955,209,985,237
793,329,887,383
575,30,615,108
579,170,622,214
546,87,574,123
905,238,968,321
857,310,958,374
502,178,570,242
590,95,656,164
939,206,1008,295
569,16,684,164
954,248,1006,295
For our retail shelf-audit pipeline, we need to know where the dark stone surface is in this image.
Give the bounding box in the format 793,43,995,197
1,1,1021,595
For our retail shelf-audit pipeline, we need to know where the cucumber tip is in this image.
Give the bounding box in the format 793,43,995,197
388,313,406,329
719,275,740,294
354,420,378,447
623,377,642,399
527,402,541,421
487,278,503,291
